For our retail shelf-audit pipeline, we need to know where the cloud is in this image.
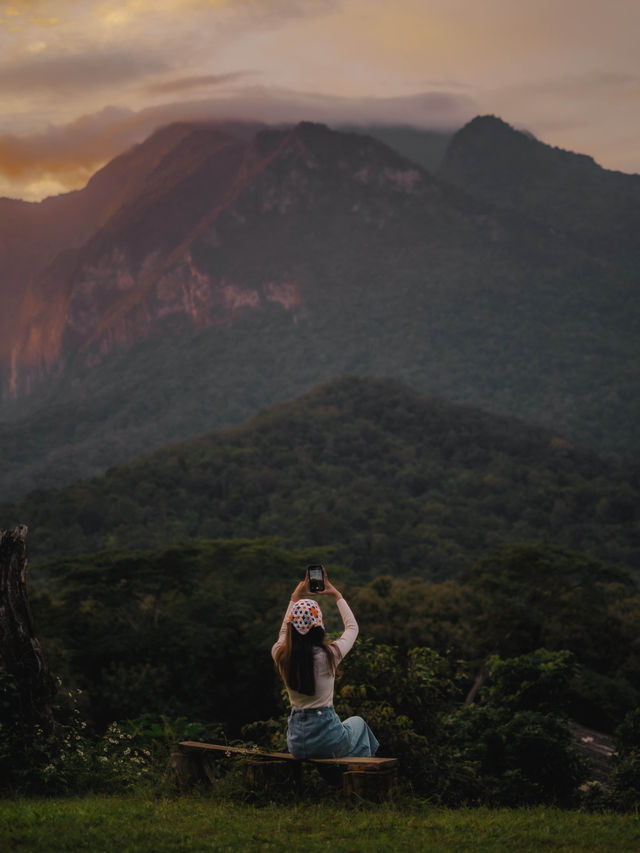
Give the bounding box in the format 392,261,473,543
0,0,338,37
0,86,475,199
145,72,252,96
0,1,336,110
204,0,339,25
171,85,476,128
506,70,640,100
0,106,134,183
0,50,169,94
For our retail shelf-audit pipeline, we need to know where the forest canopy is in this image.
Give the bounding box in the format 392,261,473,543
4,377,639,581
31,538,639,735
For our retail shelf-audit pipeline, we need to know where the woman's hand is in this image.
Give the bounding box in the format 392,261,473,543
317,571,342,601
291,580,309,602
291,570,341,602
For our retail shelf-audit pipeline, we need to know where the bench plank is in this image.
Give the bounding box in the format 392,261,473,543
180,742,294,760
178,741,397,771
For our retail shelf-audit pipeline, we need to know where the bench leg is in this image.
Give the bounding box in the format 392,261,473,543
343,768,397,803
245,759,302,794
169,751,201,790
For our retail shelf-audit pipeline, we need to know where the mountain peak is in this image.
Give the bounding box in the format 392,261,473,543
460,114,528,135
3,115,639,497
444,114,595,173
439,113,640,255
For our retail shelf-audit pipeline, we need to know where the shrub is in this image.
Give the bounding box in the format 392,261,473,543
609,707,640,811
486,648,576,714
0,670,221,795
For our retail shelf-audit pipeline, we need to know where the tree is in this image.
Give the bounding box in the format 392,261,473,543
0,525,55,732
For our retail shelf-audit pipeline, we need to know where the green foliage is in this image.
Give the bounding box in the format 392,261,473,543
6,535,639,805
0,671,145,794
348,575,478,656
324,639,585,806
0,663,221,795
609,708,640,812
446,651,587,806
25,538,640,744
462,544,640,728
440,649,586,806
464,544,634,657
6,379,640,585
442,706,586,807
30,538,343,733
615,707,640,753
430,649,586,806
345,547,640,731
333,640,457,795
244,640,585,806
485,649,576,714
568,669,640,734
0,670,34,789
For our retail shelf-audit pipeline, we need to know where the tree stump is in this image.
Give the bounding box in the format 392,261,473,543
0,525,55,732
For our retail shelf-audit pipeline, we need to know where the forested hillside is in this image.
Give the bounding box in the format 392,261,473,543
440,116,640,261
30,537,640,742
2,119,639,503
5,379,640,805
6,377,639,579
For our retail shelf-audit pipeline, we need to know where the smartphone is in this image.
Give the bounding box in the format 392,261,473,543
307,565,325,593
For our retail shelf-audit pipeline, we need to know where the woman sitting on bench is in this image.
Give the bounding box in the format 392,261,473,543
272,567,379,759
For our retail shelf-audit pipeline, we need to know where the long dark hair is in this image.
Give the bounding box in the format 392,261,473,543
274,624,337,695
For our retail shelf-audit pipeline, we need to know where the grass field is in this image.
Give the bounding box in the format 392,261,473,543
1,796,639,852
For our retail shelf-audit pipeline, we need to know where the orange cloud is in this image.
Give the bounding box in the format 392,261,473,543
0,50,168,94
145,72,251,95
0,87,475,199
0,107,134,180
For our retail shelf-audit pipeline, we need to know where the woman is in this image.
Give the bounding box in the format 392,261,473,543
272,569,379,759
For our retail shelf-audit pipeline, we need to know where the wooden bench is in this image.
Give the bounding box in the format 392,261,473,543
173,741,398,802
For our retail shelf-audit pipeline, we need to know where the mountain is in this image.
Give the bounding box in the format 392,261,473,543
1,120,266,375
4,377,639,580
1,118,639,499
337,124,453,173
439,115,640,259
8,119,501,398
0,122,210,363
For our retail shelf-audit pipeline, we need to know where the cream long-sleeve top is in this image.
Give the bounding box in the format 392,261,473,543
271,597,359,710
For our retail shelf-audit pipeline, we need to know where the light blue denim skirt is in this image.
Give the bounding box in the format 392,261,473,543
287,706,379,759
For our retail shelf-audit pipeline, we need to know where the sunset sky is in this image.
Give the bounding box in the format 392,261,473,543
1,0,639,201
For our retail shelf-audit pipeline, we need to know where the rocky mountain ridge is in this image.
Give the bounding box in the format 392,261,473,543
440,115,640,257
1,116,638,498
6,121,456,398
